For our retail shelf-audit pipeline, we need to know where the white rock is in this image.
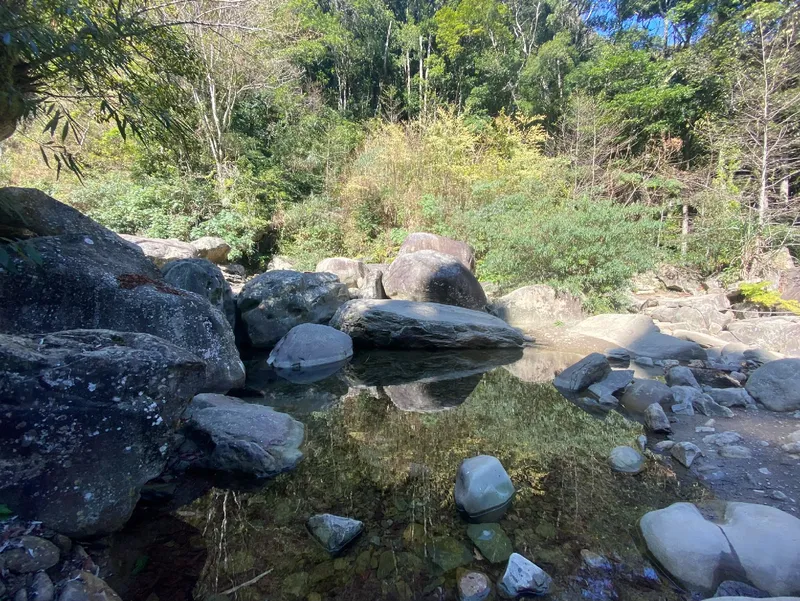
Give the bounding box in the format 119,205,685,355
498,553,553,598
671,442,701,467
455,455,515,522
645,403,671,433
609,446,645,473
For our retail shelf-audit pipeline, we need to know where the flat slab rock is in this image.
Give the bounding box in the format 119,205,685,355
571,314,706,361
330,299,526,349
640,502,800,596
184,394,304,478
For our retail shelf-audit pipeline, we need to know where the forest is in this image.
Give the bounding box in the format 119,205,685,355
1,0,798,309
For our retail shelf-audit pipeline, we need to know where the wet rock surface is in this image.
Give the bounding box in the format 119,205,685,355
307,514,364,554
455,455,515,523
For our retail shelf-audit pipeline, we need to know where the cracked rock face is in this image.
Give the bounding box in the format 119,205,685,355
0,330,206,537
640,502,800,596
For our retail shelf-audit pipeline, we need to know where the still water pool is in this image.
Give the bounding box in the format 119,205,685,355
109,348,704,601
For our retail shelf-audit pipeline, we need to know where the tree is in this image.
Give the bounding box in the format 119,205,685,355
0,0,200,168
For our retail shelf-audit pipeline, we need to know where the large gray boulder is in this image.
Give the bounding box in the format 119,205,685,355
162,258,236,328
619,379,673,413
571,314,706,361
384,250,487,310
490,285,584,331
746,359,800,412
0,330,206,537
641,502,800,596
645,294,733,335
329,299,526,349
0,234,244,393
237,270,350,348
315,257,367,290
119,234,198,267
726,318,800,356
780,267,800,302
183,394,304,478
552,353,611,393
397,232,476,272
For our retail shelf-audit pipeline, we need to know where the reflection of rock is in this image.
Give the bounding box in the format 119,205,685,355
345,348,522,386
245,357,349,413
385,374,483,412
503,348,584,383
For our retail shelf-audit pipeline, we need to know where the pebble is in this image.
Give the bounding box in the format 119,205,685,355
653,440,675,452
758,440,770,447
758,467,771,475
458,571,492,601
770,490,788,501
695,426,715,433
704,419,716,427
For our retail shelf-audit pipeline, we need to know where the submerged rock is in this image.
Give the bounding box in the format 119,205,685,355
430,537,473,572
183,394,304,478
458,570,493,601
330,299,526,349
503,348,584,383
455,455,515,523
467,523,513,564
0,330,205,537
553,353,611,393
237,270,350,348
498,553,553,598
383,250,487,310
608,446,645,474
307,514,364,554
385,374,482,413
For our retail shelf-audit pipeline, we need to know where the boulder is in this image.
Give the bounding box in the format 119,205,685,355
666,366,701,389
454,455,515,523
183,393,304,477
609,446,645,473
0,536,60,573
0,234,244,393
704,388,755,408
268,323,353,373
119,234,198,267
397,232,476,272
237,270,350,348
498,553,553,598
267,255,296,271
0,185,132,242
190,236,230,264
746,359,800,411
619,379,673,413
656,264,704,293
779,267,800,302
726,318,800,356
384,250,487,310
713,580,771,598
330,299,526,349
640,503,732,593
315,257,367,290
645,403,671,433
719,503,800,596
353,267,387,300
490,285,584,330
553,353,611,393
57,571,123,601
571,314,706,361
307,514,364,554
0,330,206,536
162,258,236,327
588,369,634,398
642,502,800,597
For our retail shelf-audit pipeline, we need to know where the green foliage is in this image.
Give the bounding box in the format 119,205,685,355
739,281,800,316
